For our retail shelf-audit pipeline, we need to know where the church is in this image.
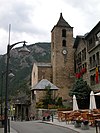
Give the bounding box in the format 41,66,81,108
31,13,75,109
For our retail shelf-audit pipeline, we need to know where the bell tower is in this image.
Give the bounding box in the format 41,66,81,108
51,13,74,100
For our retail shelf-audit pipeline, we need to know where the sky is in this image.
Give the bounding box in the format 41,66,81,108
0,0,100,55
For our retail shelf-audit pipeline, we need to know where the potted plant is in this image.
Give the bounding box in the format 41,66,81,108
74,116,83,128
81,120,89,130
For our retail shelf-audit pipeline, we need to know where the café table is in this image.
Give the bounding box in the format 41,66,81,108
93,114,100,119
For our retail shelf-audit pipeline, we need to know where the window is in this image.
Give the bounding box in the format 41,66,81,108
62,29,66,37
98,72,100,83
32,91,36,100
96,52,99,65
62,40,66,47
79,66,82,72
93,54,96,67
89,56,93,69
89,38,93,44
84,62,87,68
77,52,81,64
87,37,94,51
84,48,86,60
82,48,86,61
90,75,95,85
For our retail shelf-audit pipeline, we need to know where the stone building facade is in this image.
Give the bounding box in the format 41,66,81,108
85,22,100,91
31,13,75,106
31,62,52,87
73,35,89,84
51,13,74,99
31,13,100,113
74,22,100,92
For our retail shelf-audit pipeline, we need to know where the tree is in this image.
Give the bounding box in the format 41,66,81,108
69,78,91,109
36,85,64,109
42,85,54,108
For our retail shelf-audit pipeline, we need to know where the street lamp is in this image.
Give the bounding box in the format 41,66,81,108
1,72,4,120
1,70,14,121
4,41,30,133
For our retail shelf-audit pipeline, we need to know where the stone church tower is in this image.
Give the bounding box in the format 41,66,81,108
51,13,75,100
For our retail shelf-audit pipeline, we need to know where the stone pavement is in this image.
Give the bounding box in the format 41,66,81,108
0,127,18,133
43,118,96,133
0,118,97,133
10,128,18,133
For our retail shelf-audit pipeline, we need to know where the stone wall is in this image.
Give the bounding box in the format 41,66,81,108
51,27,75,100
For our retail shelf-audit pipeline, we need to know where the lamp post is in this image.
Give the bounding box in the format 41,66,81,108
0,70,14,129
1,71,4,119
4,41,30,133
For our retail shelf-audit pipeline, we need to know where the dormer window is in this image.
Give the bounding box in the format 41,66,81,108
62,29,66,37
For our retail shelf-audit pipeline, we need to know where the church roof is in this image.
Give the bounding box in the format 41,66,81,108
56,13,72,28
31,79,59,90
51,13,73,32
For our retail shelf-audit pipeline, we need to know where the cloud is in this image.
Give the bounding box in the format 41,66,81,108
0,0,100,54
0,0,50,54
62,0,100,30
0,0,34,32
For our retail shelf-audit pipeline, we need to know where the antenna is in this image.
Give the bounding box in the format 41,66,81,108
8,24,11,45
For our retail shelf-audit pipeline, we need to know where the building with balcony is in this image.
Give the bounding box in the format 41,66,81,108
74,22,100,92
85,21,100,90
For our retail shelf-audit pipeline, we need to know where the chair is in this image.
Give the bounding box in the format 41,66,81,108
73,111,81,121
66,111,81,124
58,111,62,121
58,111,65,121
65,111,73,124
93,109,100,114
81,112,88,120
87,113,95,126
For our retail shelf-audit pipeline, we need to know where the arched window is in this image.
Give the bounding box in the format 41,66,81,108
62,29,66,37
62,40,66,47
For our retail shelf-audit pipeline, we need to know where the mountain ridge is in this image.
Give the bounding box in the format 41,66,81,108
0,42,51,97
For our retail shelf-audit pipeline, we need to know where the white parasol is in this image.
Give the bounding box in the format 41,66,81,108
95,92,100,96
73,95,79,111
89,91,97,110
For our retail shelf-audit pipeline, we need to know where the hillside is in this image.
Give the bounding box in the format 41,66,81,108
0,42,51,97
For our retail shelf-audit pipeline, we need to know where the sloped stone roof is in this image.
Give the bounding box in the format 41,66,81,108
56,13,72,28
31,79,59,90
51,13,73,32
13,95,30,105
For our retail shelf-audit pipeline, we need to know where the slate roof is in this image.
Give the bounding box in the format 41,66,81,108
51,13,73,32
56,13,72,28
85,21,100,39
73,35,85,48
13,94,30,105
31,79,59,90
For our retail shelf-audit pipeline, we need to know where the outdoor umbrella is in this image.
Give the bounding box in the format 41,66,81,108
95,92,100,96
73,95,79,111
89,91,97,110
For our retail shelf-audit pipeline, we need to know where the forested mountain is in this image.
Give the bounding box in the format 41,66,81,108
0,42,51,97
